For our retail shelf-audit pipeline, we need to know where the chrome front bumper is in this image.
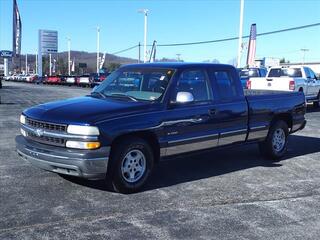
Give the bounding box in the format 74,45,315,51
16,135,110,180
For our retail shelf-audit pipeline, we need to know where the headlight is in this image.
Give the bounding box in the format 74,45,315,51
20,115,26,124
67,125,99,135
66,141,101,149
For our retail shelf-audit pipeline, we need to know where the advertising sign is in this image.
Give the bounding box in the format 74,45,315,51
0,50,13,58
39,30,58,53
38,29,58,77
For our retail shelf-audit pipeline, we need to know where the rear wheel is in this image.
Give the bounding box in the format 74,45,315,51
107,137,154,193
259,120,289,161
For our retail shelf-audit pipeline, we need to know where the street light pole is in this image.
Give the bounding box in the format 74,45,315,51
97,26,100,74
300,48,309,65
138,9,149,63
176,53,181,62
25,54,28,74
35,50,38,75
67,37,71,75
237,0,244,68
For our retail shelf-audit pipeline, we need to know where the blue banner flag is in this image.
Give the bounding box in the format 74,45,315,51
13,0,22,57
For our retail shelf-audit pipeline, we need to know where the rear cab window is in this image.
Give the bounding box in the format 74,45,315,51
240,69,260,78
268,68,302,78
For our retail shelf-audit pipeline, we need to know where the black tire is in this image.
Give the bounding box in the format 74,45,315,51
313,92,320,108
108,137,154,193
259,120,289,161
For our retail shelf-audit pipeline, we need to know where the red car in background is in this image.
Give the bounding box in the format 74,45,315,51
46,76,62,84
90,73,109,87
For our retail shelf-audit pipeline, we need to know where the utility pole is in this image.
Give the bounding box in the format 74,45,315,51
300,48,309,65
97,26,100,74
237,0,244,68
138,42,141,63
138,9,149,63
67,37,71,75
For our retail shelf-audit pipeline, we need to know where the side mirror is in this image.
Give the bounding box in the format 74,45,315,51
176,92,194,104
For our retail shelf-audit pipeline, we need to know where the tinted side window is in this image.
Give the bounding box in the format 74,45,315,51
304,67,311,78
176,69,211,102
213,71,237,100
307,68,317,79
286,68,302,77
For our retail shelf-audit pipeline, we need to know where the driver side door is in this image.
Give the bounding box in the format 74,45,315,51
161,68,220,156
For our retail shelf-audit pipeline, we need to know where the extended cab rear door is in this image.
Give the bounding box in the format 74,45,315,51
208,66,248,146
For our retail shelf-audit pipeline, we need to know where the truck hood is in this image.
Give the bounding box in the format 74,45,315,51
24,96,159,125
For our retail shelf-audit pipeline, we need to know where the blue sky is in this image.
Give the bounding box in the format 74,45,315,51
0,0,319,66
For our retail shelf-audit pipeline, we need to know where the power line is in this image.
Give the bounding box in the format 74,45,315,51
110,22,320,55
111,44,139,55
152,22,320,47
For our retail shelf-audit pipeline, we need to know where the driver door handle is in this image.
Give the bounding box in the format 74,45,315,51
209,109,217,116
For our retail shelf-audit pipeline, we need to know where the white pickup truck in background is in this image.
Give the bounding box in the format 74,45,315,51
248,66,320,107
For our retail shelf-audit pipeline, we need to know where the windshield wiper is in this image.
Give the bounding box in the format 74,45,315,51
107,93,138,102
90,91,107,99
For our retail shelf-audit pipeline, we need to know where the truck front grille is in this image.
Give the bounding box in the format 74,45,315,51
25,117,67,147
26,118,67,132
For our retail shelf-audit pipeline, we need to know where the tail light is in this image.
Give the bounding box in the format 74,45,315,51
246,80,251,89
289,80,295,90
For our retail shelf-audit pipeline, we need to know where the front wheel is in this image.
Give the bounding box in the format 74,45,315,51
108,137,154,193
313,92,320,108
259,120,289,161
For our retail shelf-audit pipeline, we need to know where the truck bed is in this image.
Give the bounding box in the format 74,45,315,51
244,89,306,136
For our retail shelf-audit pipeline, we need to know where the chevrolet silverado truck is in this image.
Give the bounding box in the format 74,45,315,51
249,66,320,107
16,63,306,193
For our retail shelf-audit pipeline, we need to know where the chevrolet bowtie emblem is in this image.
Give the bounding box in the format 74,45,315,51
35,128,44,137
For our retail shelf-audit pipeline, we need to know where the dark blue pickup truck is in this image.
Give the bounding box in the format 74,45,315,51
16,63,306,193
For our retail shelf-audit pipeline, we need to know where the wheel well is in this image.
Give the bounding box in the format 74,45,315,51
111,131,160,164
271,114,293,130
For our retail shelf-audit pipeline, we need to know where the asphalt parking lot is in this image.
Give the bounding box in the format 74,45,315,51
1,81,320,240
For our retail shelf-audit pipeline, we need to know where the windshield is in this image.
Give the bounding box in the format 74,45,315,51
93,67,174,102
268,68,302,78
240,69,259,78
